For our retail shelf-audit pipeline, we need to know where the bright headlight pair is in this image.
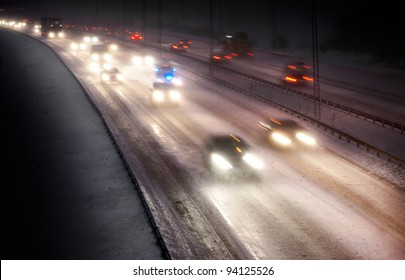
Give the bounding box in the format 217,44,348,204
210,153,263,170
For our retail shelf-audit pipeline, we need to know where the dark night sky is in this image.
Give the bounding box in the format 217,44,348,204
1,0,404,63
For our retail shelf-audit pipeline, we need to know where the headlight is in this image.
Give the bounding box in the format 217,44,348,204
132,56,143,65
211,153,233,170
152,90,164,102
144,56,154,65
110,44,118,51
91,53,100,61
296,132,316,145
58,32,64,38
49,32,55,38
79,43,87,50
242,153,264,169
83,36,91,43
103,53,112,61
101,73,110,81
271,132,292,146
71,42,78,50
91,36,99,43
169,90,181,101
116,74,124,80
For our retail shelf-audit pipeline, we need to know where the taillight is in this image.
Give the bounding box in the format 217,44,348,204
285,76,297,83
302,76,313,82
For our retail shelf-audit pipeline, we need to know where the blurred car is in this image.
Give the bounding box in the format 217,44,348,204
282,61,314,86
258,117,316,148
149,82,181,106
170,42,188,52
90,43,112,61
210,50,232,63
177,38,192,46
99,66,123,83
130,32,143,41
205,134,263,178
154,63,182,85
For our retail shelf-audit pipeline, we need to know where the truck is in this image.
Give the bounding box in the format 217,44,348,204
41,17,64,38
221,32,254,57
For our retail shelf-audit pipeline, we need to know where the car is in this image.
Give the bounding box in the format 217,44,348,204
177,38,192,46
90,43,111,61
258,117,317,148
130,32,143,41
210,50,232,63
169,42,188,52
153,63,182,85
282,61,314,86
99,66,123,83
204,134,263,179
149,82,181,106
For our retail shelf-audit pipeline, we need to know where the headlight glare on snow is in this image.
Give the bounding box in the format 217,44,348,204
211,153,233,170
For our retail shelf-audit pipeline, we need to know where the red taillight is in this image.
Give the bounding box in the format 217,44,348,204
213,55,221,60
184,45,188,49
247,52,254,56
302,76,313,82
303,65,311,69
231,53,238,57
188,41,192,44
285,76,297,83
173,45,178,48
288,65,296,69
139,36,143,40
224,55,232,59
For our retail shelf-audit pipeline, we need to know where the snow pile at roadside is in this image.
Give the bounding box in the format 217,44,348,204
1,27,165,259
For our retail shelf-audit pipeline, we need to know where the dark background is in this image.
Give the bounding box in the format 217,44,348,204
2,0,404,66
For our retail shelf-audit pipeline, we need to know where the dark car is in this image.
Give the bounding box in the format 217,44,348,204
169,42,188,52
210,50,232,63
282,61,314,86
258,117,317,148
149,82,181,106
100,66,123,83
205,134,263,178
177,38,192,46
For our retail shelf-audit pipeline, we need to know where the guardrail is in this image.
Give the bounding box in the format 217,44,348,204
180,66,405,167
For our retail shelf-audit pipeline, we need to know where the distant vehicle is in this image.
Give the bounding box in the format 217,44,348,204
210,50,232,63
177,38,192,46
204,134,263,178
100,66,123,83
149,82,181,106
221,32,254,57
258,117,316,148
41,17,64,38
170,42,188,52
90,43,111,61
282,61,314,86
130,32,143,41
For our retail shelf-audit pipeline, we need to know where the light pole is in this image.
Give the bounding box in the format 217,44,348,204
312,0,321,120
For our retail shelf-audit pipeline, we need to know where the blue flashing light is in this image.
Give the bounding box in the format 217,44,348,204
163,72,174,81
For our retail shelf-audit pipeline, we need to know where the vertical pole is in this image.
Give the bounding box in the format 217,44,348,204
158,0,162,57
272,0,278,51
94,0,98,27
141,0,146,49
312,0,321,120
123,0,127,32
209,0,214,76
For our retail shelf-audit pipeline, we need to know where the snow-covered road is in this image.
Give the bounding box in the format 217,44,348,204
41,30,405,259
3,25,404,259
